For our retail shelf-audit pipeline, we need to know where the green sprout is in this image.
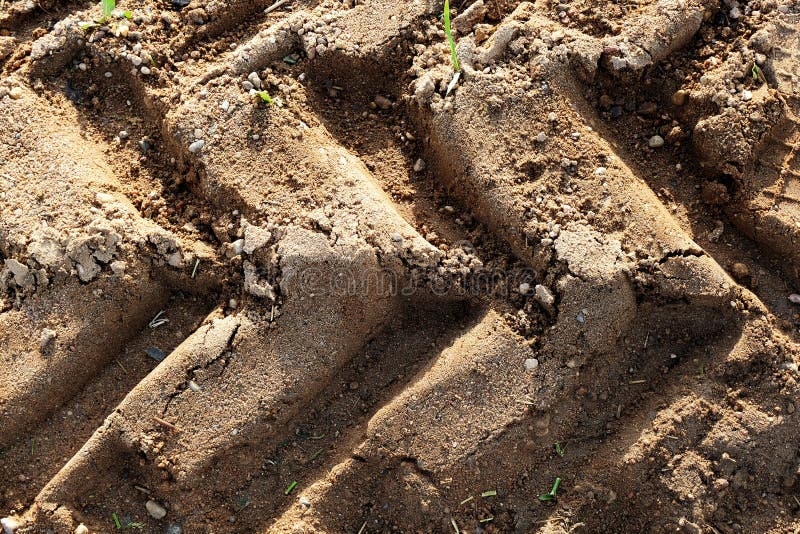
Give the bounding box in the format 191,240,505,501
538,477,562,502
255,91,274,105
443,0,460,72
112,513,122,529
481,490,497,497
554,442,565,457
102,0,115,19
284,481,298,495
752,64,766,84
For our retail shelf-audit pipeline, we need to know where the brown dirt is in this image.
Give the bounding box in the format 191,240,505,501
1,0,800,533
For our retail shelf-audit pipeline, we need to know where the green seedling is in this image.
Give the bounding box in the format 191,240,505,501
284,481,298,495
752,64,766,84
555,442,565,457
80,0,124,30
102,0,115,18
480,517,494,523
255,91,274,105
538,477,562,502
112,513,122,529
481,490,497,497
443,0,459,72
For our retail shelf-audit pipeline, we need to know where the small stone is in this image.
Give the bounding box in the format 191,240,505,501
413,158,426,172
789,294,800,304
374,95,392,110
165,525,182,534
299,496,311,508
519,282,531,295
648,135,665,148
247,71,262,89
534,284,555,307
672,90,687,106
242,80,254,91
39,328,56,352
110,260,127,275
742,90,752,101
140,66,151,75
595,167,606,175
599,94,612,108
713,478,729,491
189,139,205,153
130,55,142,66
729,262,750,283
104,71,113,78
788,402,795,414
119,130,129,139
146,500,168,520
536,131,548,143
74,524,89,534
391,233,403,242
524,358,539,371
1,517,19,534
220,100,230,112
547,112,557,122
8,87,23,99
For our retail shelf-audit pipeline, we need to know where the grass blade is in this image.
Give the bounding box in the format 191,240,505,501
443,0,460,72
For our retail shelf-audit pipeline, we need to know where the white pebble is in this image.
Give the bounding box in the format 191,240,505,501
189,139,205,153
648,135,665,148
140,66,151,75
524,358,539,371
595,167,606,175
1,517,19,534
788,294,800,304
742,90,752,101
413,158,426,172
75,524,89,534
145,500,167,520
536,131,548,143
519,282,531,295
104,71,112,78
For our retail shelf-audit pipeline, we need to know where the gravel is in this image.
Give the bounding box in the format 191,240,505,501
648,135,665,148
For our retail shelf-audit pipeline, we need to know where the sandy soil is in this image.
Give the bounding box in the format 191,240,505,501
1,0,800,532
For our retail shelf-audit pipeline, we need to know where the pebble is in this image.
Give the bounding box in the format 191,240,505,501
374,95,392,110
220,100,230,112
189,139,205,153
299,496,311,508
119,130,129,139
742,90,752,101
140,66,151,75
789,294,800,304
165,525,182,534
1,517,19,534
391,233,403,242
713,478,729,491
535,284,555,307
413,158,426,172
74,524,89,534
524,358,539,371
594,167,606,175
247,71,262,89
547,112,558,122
8,87,22,99
648,135,665,148
730,262,750,282
519,282,531,295
104,71,113,78
130,55,142,66
536,131,548,143
146,500,168,520
39,328,56,351
672,90,687,106
242,80,254,91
